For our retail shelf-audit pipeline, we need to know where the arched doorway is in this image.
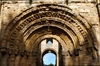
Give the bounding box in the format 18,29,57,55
0,4,98,66
40,38,61,66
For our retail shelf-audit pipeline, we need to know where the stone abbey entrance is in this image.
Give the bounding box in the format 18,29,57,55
0,3,100,66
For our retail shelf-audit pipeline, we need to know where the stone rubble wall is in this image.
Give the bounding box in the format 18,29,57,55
0,0,99,31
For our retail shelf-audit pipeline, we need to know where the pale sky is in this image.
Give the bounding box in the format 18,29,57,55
43,53,56,65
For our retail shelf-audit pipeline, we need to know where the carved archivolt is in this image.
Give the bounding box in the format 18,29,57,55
1,4,95,57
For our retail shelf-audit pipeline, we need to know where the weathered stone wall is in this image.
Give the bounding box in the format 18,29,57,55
69,3,99,25
41,39,59,66
0,0,100,66
0,0,99,34
41,39,59,53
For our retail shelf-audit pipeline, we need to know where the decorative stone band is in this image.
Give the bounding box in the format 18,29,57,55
1,4,95,57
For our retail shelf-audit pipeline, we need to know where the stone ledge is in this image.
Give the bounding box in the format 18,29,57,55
0,1,65,4
0,47,7,53
69,0,96,3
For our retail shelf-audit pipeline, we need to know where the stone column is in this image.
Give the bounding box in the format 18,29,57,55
0,52,2,66
57,54,59,66
31,51,37,66
0,53,8,66
63,55,68,66
32,55,36,66
15,55,21,66
27,55,34,66
0,3,2,40
8,54,15,66
19,55,27,66
62,51,73,66
92,25,100,62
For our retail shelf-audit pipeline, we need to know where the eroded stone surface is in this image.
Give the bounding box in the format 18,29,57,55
0,0,100,66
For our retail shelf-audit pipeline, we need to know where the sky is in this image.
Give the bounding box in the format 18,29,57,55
47,40,53,44
43,53,56,65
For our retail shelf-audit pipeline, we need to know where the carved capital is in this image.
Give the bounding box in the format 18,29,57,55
0,47,7,55
62,51,69,56
74,49,80,56
86,47,93,55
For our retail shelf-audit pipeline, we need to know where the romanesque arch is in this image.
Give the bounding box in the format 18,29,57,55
0,4,98,66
